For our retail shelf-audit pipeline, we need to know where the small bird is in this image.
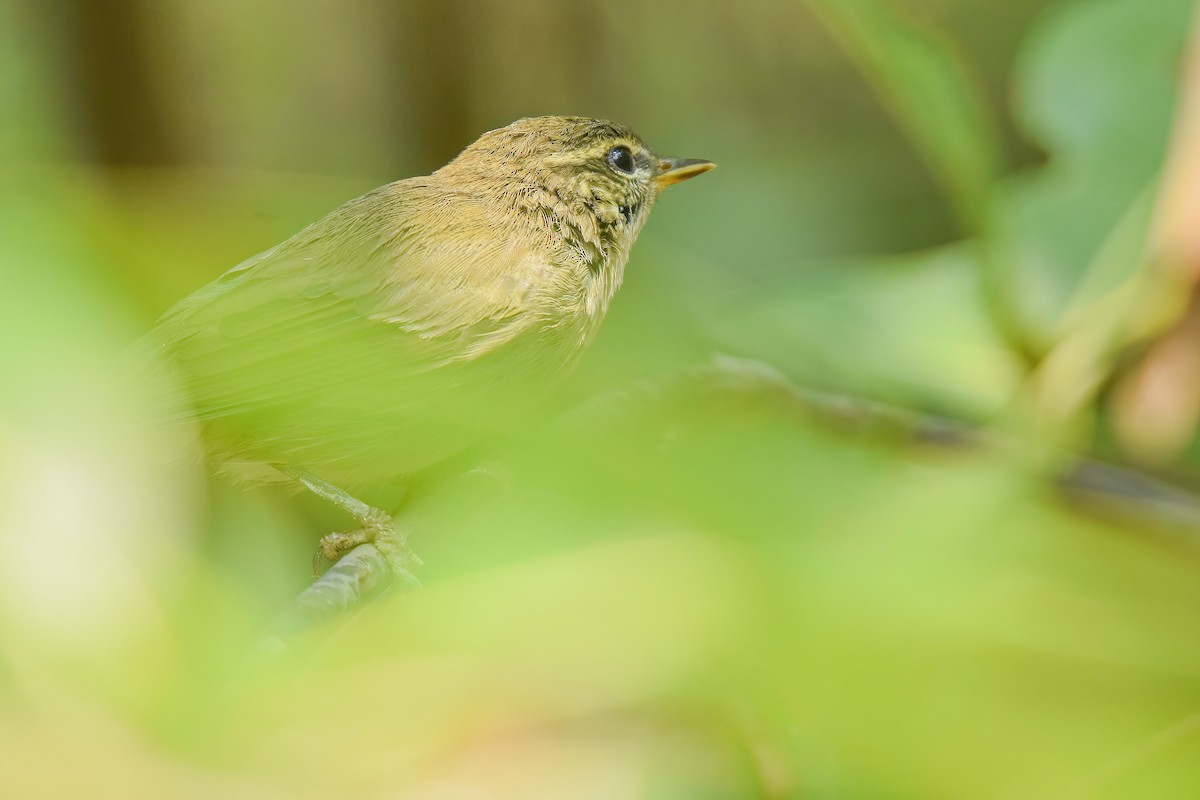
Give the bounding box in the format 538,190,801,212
149,116,714,578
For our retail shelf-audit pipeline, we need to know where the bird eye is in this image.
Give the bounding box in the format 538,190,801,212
607,145,634,174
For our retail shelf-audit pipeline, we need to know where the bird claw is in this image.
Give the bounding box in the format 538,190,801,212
312,518,422,588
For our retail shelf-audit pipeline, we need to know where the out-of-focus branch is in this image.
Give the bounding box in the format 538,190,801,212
264,355,1200,642
549,354,978,451
1112,10,1200,460
561,355,1200,539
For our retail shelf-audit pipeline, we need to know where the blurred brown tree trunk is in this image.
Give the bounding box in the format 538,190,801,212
49,0,179,167
387,0,614,172
391,0,477,172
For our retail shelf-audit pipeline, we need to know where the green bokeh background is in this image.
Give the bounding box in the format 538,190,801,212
3,0,1200,796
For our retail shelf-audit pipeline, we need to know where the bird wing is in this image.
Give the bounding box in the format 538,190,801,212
149,178,553,479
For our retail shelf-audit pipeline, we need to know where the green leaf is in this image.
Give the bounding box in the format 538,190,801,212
807,0,1002,229
707,245,1021,419
994,0,1194,349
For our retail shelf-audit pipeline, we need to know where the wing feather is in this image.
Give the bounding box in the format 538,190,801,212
149,177,555,485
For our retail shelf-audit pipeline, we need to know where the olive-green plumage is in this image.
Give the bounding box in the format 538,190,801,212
150,116,713,518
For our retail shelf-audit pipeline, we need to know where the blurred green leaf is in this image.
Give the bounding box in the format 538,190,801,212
807,0,1002,228
993,0,1194,349
706,245,1021,419
1015,0,1191,159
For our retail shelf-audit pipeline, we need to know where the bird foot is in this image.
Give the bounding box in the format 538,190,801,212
288,470,423,587
313,515,423,588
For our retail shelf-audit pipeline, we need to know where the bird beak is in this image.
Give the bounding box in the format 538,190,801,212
655,158,715,189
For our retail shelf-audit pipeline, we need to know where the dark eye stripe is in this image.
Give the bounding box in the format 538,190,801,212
607,146,634,174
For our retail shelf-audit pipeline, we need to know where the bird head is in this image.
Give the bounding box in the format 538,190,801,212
437,116,714,254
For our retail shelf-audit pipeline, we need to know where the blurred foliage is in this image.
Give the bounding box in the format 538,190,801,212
995,0,1192,352
4,0,1200,797
807,0,1002,229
